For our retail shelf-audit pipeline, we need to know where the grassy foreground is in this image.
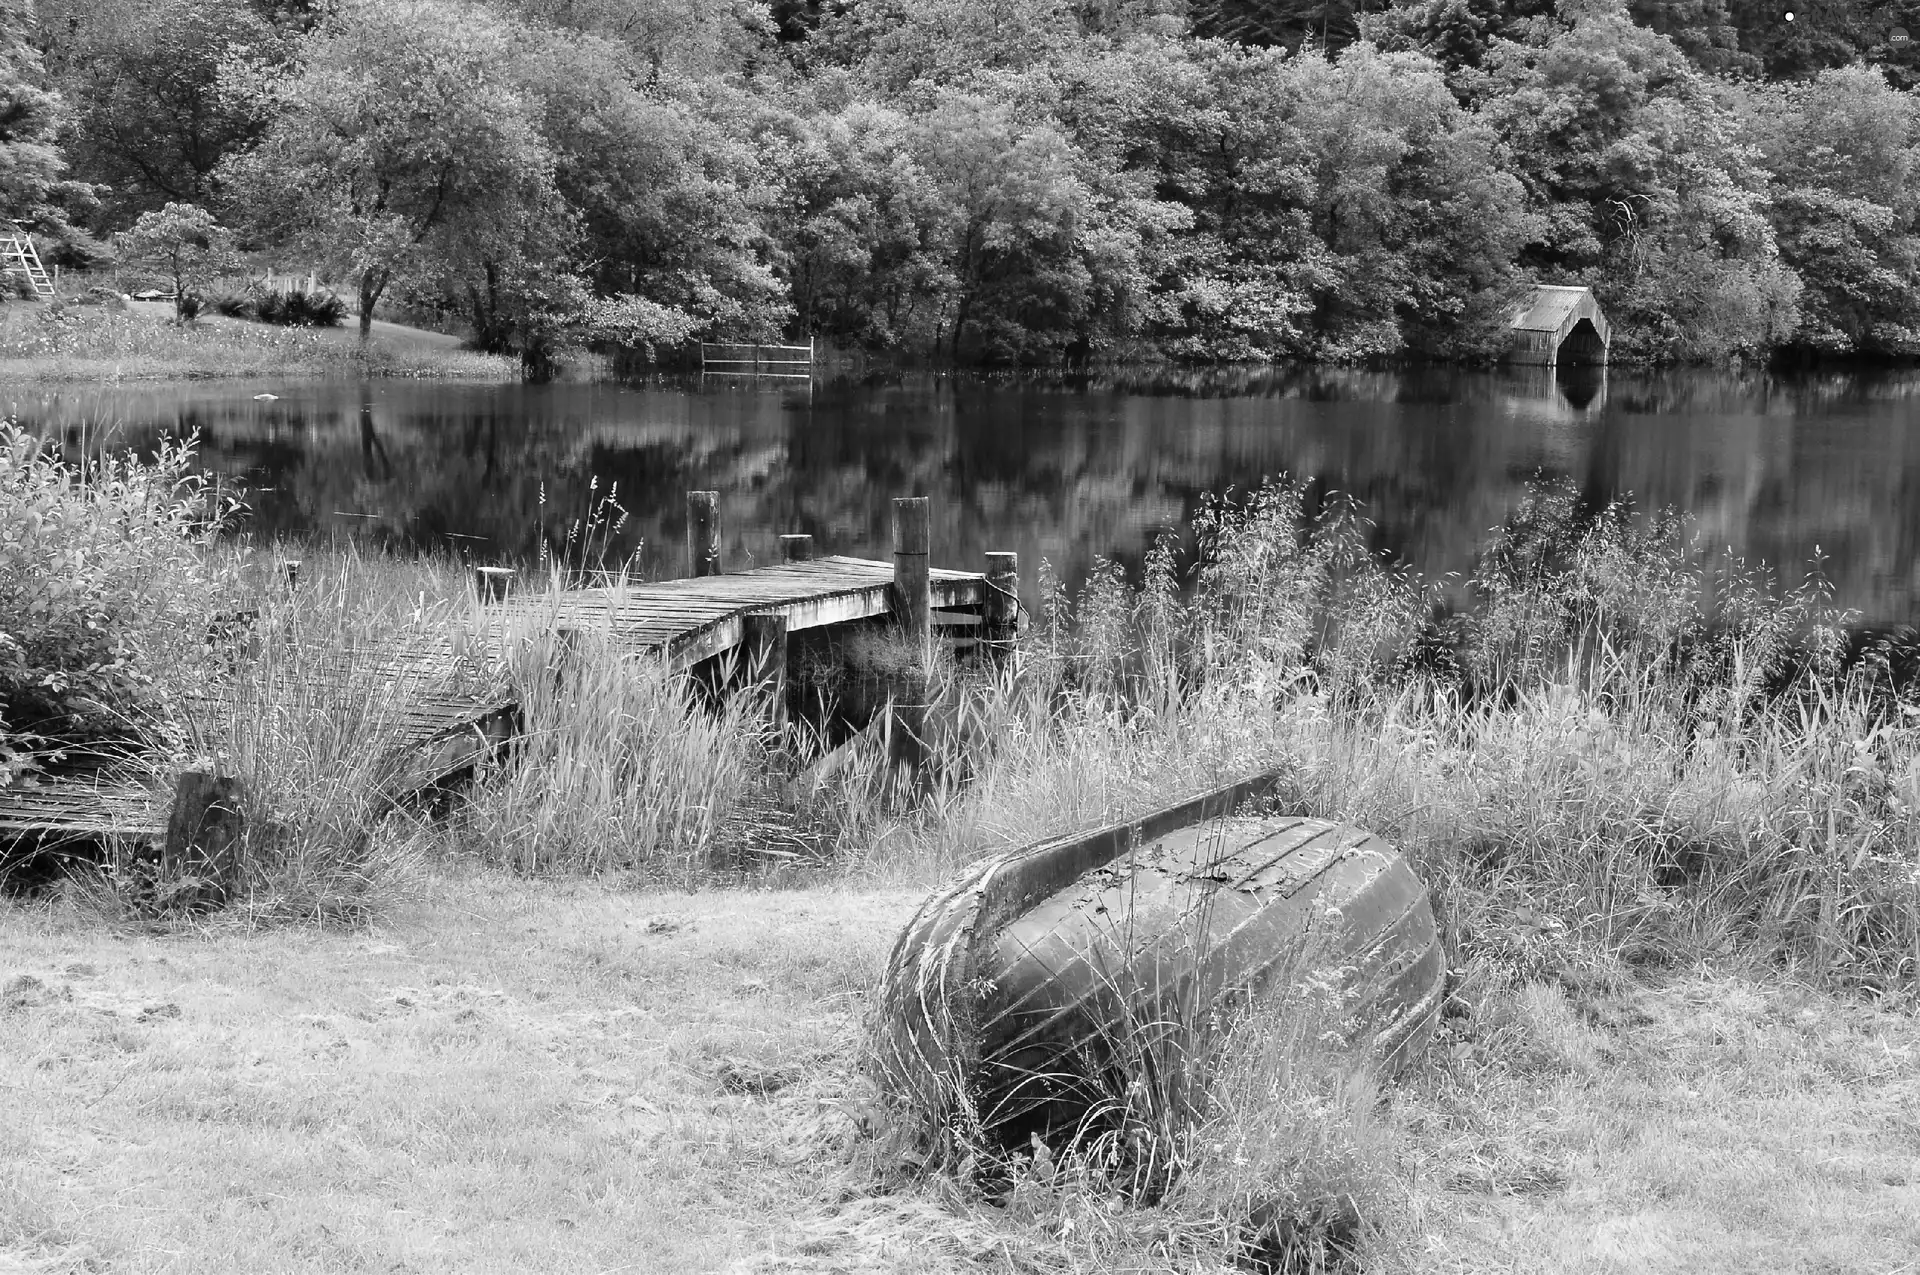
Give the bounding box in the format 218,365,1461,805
2,874,1915,1274
5,446,1920,1271
0,303,514,381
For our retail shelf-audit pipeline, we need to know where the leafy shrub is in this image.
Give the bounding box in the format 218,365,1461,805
254,288,345,328
251,291,291,325
175,291,206,321
0,423,241,775
209,291,253,318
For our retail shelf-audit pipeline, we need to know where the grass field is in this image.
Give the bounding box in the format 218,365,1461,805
0,302,514,382
2,874,1915,1274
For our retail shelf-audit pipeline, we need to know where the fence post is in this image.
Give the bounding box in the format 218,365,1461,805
779,534,815,564
983,551,1019,666
687,491,721,577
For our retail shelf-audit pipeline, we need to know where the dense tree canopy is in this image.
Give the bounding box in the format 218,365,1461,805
19,0,1920,365
33,0,285,224
1,0,91,243
221,0,565,340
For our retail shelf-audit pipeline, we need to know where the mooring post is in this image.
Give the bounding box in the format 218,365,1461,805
889,497,932,783
891,498,931,649
742,613,789,730
281,559,302,592
687,490,721,577
551,625,585,693
163,766,247,902
474,566,515,604
983,551,1019,666
779,534,815,564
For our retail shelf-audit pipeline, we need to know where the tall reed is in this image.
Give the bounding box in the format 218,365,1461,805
204,546,472,920
449,594,774,882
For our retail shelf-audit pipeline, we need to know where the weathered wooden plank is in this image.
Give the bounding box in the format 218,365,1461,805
0,777,168,838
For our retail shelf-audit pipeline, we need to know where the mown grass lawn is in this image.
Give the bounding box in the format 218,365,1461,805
0,302,513,382
3,869,1915,1275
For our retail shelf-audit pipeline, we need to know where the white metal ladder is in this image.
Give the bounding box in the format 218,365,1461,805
1,226,56,299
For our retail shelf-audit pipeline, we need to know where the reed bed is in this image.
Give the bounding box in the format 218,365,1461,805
826,481,1918,1001
448,607,774,883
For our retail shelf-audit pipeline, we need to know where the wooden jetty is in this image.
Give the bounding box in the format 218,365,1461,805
0,495,1017,867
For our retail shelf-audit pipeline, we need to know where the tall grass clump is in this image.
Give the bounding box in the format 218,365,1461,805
449,603,774,882
0,421,241,781
814,485,1400,879
202,548,475,921
893,942,1399,1274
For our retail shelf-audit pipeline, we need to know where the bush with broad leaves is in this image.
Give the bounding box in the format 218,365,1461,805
0,422,242,780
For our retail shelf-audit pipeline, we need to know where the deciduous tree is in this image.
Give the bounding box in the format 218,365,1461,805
222,0,561,340
0,0,91,243
114,202,240,318
33,0,284,225
1480,0,1798,360
1743,65,1920,355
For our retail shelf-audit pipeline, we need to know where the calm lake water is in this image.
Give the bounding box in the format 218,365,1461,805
7,365,1920,628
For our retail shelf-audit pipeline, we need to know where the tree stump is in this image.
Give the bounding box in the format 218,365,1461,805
162,767,248,902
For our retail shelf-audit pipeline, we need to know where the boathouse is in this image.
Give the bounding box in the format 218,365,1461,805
1507,284,1610,366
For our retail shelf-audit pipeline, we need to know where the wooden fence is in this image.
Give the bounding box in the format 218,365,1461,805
698,339,814,378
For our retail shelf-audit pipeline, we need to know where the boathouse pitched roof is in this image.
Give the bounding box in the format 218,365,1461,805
1510,284,1594,334
1506,284,1610,366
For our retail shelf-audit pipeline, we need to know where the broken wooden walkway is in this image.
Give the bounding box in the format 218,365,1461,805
0,496,1018,859
488,554,995,667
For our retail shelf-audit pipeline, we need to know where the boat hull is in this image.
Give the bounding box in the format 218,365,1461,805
876,773,1444,1147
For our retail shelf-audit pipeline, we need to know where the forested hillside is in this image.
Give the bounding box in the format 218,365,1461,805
7,0,1920,367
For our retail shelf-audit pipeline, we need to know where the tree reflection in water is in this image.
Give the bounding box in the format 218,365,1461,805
14,366,1920,629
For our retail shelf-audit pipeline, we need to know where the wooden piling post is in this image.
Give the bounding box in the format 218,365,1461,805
474,566,515,604
891,498,931,648
983,551,1019,665
551,625,584,690
688,491,721,578
742,613,789,730
779,534,815,564
162,766,247,902
281,559,302,592
889,497,932,784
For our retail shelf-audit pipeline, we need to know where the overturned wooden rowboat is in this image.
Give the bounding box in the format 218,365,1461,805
875,771,1445,1148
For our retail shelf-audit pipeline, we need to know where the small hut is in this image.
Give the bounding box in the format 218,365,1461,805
1507,285,1610,366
